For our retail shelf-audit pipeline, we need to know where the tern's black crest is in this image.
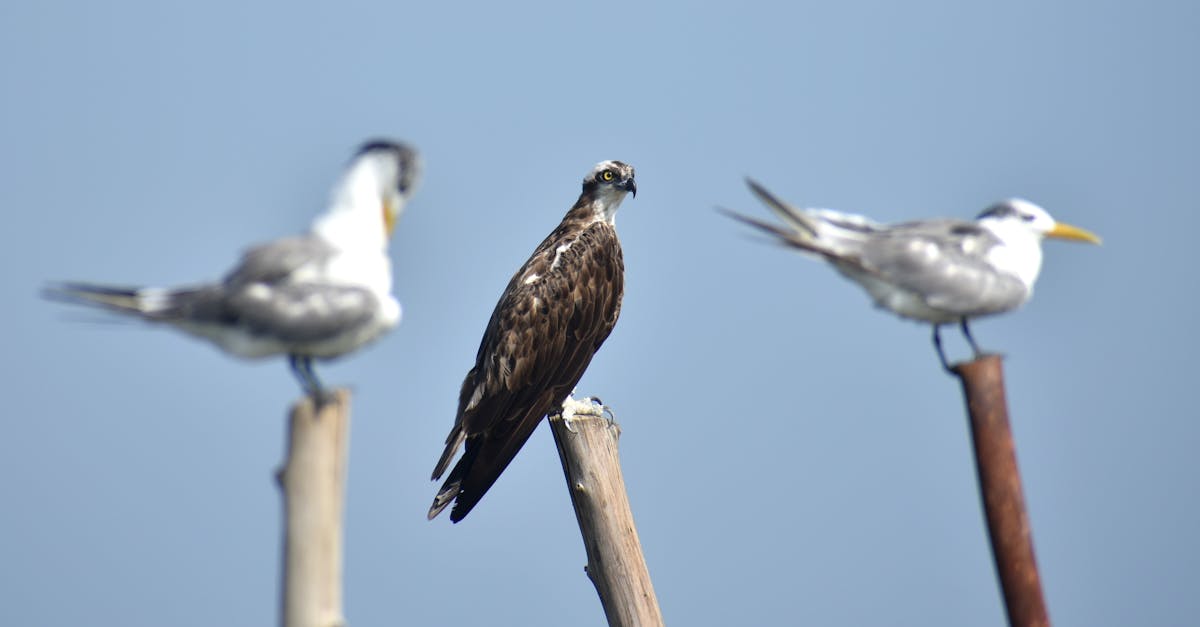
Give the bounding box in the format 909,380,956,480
976,201,1030,222
354,139,422,194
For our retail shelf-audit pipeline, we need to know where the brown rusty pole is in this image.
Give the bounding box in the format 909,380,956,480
952,355,1050,627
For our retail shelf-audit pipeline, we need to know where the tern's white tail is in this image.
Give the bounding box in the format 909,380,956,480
43,283,177,318
744,178,820,240
724,179,888,262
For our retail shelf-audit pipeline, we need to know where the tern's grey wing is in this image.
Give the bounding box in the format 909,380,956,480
214,235,372,343
852,220,1029,315
224,236,336,287
224,283,379,343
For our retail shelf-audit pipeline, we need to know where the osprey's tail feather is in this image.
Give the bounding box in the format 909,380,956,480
427,444,475,521
431,425,465,481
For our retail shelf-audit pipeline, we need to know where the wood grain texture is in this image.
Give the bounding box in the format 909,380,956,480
278,390,351,627
549,397,663,627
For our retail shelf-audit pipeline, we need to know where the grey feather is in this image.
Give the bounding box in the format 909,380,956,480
223,283,380,343
840,221,1029,316
224,236,336,287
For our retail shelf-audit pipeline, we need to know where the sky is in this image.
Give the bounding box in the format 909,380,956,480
2,1,1197,625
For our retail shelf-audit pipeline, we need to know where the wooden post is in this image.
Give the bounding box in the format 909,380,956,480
277,390,352,627
548,396,664,627
952,356,1051,627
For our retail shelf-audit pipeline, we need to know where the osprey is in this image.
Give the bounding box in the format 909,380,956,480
45,140,422,397
722,179,1101,369
429,160,636,522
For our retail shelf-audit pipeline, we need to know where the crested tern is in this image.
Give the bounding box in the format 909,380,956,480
46,140,421,396
722,179,1101,369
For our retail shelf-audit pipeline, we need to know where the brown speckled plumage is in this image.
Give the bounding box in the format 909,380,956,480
429,161,635,522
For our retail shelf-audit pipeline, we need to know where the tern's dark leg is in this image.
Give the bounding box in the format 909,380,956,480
288,354,312,393
303,360,334,405
960,319,983,358
288,354,327,400
932,325,952,372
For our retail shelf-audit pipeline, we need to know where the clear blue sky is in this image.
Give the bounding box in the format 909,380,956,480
3,1,1197,625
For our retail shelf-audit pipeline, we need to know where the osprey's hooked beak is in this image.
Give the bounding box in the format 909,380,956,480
622,178,637,198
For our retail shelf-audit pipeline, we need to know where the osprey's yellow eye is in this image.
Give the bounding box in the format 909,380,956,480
601,170,615,182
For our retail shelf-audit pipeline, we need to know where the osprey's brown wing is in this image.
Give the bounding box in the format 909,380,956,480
429,220,623,522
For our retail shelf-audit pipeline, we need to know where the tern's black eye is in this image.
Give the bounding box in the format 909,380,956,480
1021,213,1035,222
600,169,615,182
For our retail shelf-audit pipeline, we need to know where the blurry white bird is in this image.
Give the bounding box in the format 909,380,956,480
721,179,1101,369
45,140,422,396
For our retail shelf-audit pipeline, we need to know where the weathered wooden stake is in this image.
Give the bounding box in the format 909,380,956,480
277,390,352,627
548,397,664,627
952,355,1050,627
